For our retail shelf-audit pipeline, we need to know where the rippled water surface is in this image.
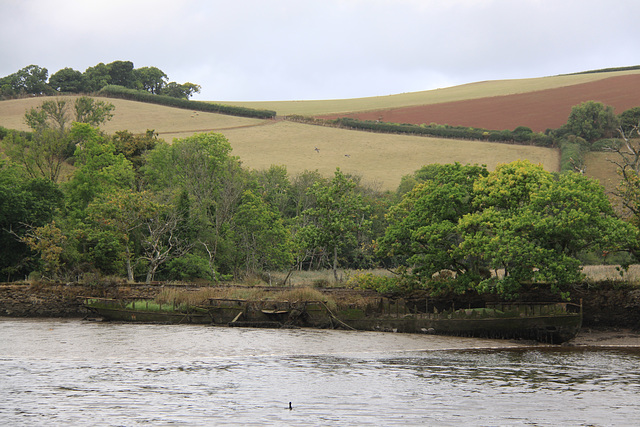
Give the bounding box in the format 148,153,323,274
1,318,639,426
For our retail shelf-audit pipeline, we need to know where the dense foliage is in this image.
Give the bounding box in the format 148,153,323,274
0,61,200,100
2,97,640,301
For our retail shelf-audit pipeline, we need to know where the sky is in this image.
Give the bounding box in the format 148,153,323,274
2,0,640,102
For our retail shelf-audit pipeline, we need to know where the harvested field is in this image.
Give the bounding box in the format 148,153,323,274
319,74,640,133
220,69,640,117
220,120,560,191
0,95,266,137
0,95,560,192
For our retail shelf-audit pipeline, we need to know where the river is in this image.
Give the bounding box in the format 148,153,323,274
1,318,639,426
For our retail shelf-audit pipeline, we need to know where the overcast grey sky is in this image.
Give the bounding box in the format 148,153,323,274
2,0,640,101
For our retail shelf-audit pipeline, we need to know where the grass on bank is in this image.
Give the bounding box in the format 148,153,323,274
153,286,342,312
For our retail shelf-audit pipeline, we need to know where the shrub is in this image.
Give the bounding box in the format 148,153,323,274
330,118,542,144
163,254,214,281
345,271,402,294
559,138,585,173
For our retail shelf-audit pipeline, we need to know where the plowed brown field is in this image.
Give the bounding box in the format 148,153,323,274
319,74,640,132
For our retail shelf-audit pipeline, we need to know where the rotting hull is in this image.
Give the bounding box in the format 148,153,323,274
85,306,212,324
85,298,582,344
340,313,582,344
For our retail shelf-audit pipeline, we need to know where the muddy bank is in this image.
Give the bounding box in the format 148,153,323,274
1,281,639,331
569,327,640,347
0,282,162,318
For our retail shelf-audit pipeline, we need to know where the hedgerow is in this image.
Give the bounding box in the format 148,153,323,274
324,117,555,146
98,85,276,119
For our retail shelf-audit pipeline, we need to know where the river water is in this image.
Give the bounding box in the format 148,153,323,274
1,318,639,426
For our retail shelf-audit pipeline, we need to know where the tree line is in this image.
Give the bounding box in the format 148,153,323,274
0,61,201,100
1,97,640,300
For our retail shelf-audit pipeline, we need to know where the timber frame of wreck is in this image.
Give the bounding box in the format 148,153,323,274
84,294,583,345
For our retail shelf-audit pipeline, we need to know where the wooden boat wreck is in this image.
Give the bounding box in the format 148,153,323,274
84,298,212,324
84,296,582,344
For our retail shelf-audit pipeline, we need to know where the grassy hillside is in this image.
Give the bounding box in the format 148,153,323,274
3,69,637,192
219,120,559,191
0,95,559,192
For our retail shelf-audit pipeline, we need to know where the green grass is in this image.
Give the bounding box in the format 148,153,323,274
86,298,191,312
125,300,190,312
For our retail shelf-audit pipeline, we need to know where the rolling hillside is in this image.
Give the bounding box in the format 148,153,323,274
1,68,638,192
219,68,640,118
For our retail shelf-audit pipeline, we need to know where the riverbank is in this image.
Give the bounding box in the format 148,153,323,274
1,281,639,346
568,327,640,347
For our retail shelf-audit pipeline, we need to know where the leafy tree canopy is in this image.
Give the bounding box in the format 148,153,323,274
380,160,636,298
1,61,200,98
566,100,618,143
299,168,371,281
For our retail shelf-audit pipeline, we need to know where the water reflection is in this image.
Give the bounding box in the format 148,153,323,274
1,318,639,426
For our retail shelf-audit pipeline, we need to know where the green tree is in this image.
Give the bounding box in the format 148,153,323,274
64,123,135,212
566,101,618,143
380,160,636,298
144,132,237,206
143,132,247,277
619,107,640,136
112,129,159,182
251,165,292,218
108,60,136,88
83,63,111,92
459,160,636,298
2,97,115,183
25,98,70,134
2,128,69,182
0,160,63,280
87,189,158,281
74,96,115,127
49,67,86,93
20,221,67,280
377,163,488,289
8,65,51,95
161,81,201,99
299,168,371,281
290,170,325,217
230,190,293,277
135,66,167,94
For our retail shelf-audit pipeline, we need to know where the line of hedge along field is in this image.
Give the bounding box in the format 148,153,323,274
98,85,277,120
335,117,557,146
287,115,555,147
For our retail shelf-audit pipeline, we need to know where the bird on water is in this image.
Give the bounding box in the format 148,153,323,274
289,402,293,410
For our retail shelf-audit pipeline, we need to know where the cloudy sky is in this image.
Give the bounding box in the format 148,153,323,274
2,0,640,101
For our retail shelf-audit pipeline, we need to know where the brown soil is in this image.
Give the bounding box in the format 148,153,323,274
319,74,640,133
